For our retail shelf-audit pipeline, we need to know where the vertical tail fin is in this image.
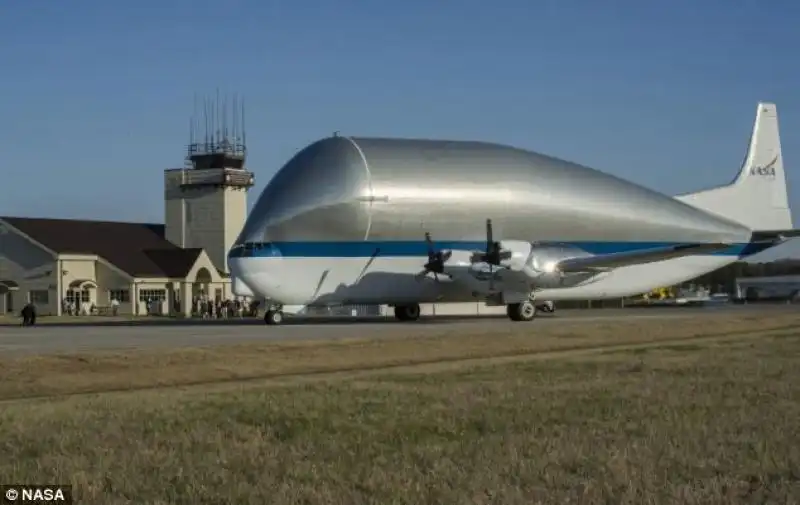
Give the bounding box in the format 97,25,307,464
675,102,792,230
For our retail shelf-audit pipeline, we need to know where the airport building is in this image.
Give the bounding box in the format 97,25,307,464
0,136,254,317
734,275,800,301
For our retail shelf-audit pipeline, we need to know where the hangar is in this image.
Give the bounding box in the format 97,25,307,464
735,275,800,301
0,133,255,317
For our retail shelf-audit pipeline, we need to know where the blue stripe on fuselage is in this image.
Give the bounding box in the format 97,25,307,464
229,240,774,259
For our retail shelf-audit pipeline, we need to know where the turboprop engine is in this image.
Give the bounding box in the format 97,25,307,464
432,220,605,292
493,241,605,289
491,240,534,270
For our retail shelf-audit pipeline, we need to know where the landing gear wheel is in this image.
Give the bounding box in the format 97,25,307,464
536,301,555,314
394,304,421,322
507,300,537,322
264,310,284,325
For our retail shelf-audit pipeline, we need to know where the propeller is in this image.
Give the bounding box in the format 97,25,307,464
416,232,452,282
470,219,512,292
470,219,512,265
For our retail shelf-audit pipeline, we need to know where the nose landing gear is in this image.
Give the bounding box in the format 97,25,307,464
264,309,284,325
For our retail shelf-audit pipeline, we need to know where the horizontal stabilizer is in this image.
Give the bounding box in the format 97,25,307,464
555,243,731,273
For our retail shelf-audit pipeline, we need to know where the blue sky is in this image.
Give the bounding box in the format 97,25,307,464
2,0,799,259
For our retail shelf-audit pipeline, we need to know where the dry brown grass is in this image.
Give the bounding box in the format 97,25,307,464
0,313,798,504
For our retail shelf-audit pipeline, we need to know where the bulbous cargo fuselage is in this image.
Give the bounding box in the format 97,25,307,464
230,136,752,305
237,136,750,245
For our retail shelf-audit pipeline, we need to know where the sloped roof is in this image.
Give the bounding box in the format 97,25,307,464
0,217,204,278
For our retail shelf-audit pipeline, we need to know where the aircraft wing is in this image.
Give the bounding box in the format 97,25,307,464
554,243,732,273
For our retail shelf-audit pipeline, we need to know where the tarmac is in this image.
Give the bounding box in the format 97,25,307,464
0,304,794,356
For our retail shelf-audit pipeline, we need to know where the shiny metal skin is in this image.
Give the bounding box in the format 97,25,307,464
237,136,753,246
488,241,600,290
526,244,602,289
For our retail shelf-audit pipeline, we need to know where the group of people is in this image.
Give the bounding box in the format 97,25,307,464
61,299,96,316
18,295,261,325
191,296,259,319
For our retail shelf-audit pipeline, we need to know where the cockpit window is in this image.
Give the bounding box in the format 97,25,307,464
228,242,281,258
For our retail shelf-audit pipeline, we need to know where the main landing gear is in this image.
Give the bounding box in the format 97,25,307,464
536,301,555,314
394,304,421,322
507,300,537,321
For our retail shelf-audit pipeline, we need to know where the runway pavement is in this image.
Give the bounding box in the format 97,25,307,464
0,304,794,356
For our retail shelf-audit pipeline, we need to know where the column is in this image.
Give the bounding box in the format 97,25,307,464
130,282,138,316
181,282,192,318
56,259,63,316
167,283,176,317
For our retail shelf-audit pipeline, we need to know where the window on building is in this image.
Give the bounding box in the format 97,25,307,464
65,289,90,305
29,290,49,305
109,289,130,303
139,289,166,302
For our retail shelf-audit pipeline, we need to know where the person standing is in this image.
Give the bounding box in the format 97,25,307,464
20,303,31,326
20,302,36,326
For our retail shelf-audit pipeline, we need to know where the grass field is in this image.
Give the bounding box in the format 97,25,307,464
1,313,799,504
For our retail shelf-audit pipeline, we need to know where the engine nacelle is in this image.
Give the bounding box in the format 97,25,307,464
467,241,606,291
522,244,604,289
497,240,534,269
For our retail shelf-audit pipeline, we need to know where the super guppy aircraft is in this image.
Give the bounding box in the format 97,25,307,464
229,102,796,325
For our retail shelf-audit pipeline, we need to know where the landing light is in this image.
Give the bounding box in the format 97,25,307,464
543,261,558,273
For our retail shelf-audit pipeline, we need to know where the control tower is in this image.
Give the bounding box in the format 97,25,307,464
164,93,255,274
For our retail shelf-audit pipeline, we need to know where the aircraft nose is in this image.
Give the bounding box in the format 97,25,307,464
229,255,282,300
231,275,255,297
229,248,315,305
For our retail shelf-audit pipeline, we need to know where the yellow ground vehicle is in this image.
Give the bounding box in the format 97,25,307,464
641,286,675,301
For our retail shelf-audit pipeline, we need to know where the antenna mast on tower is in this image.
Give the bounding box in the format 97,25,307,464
183,91,253,187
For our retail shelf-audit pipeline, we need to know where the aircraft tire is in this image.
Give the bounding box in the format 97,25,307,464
264,310,284,325
394,304,421,322
536,301,555,314
507,301,537,322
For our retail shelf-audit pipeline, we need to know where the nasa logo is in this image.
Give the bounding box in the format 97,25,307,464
750,165,776,177
749,155,779,177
